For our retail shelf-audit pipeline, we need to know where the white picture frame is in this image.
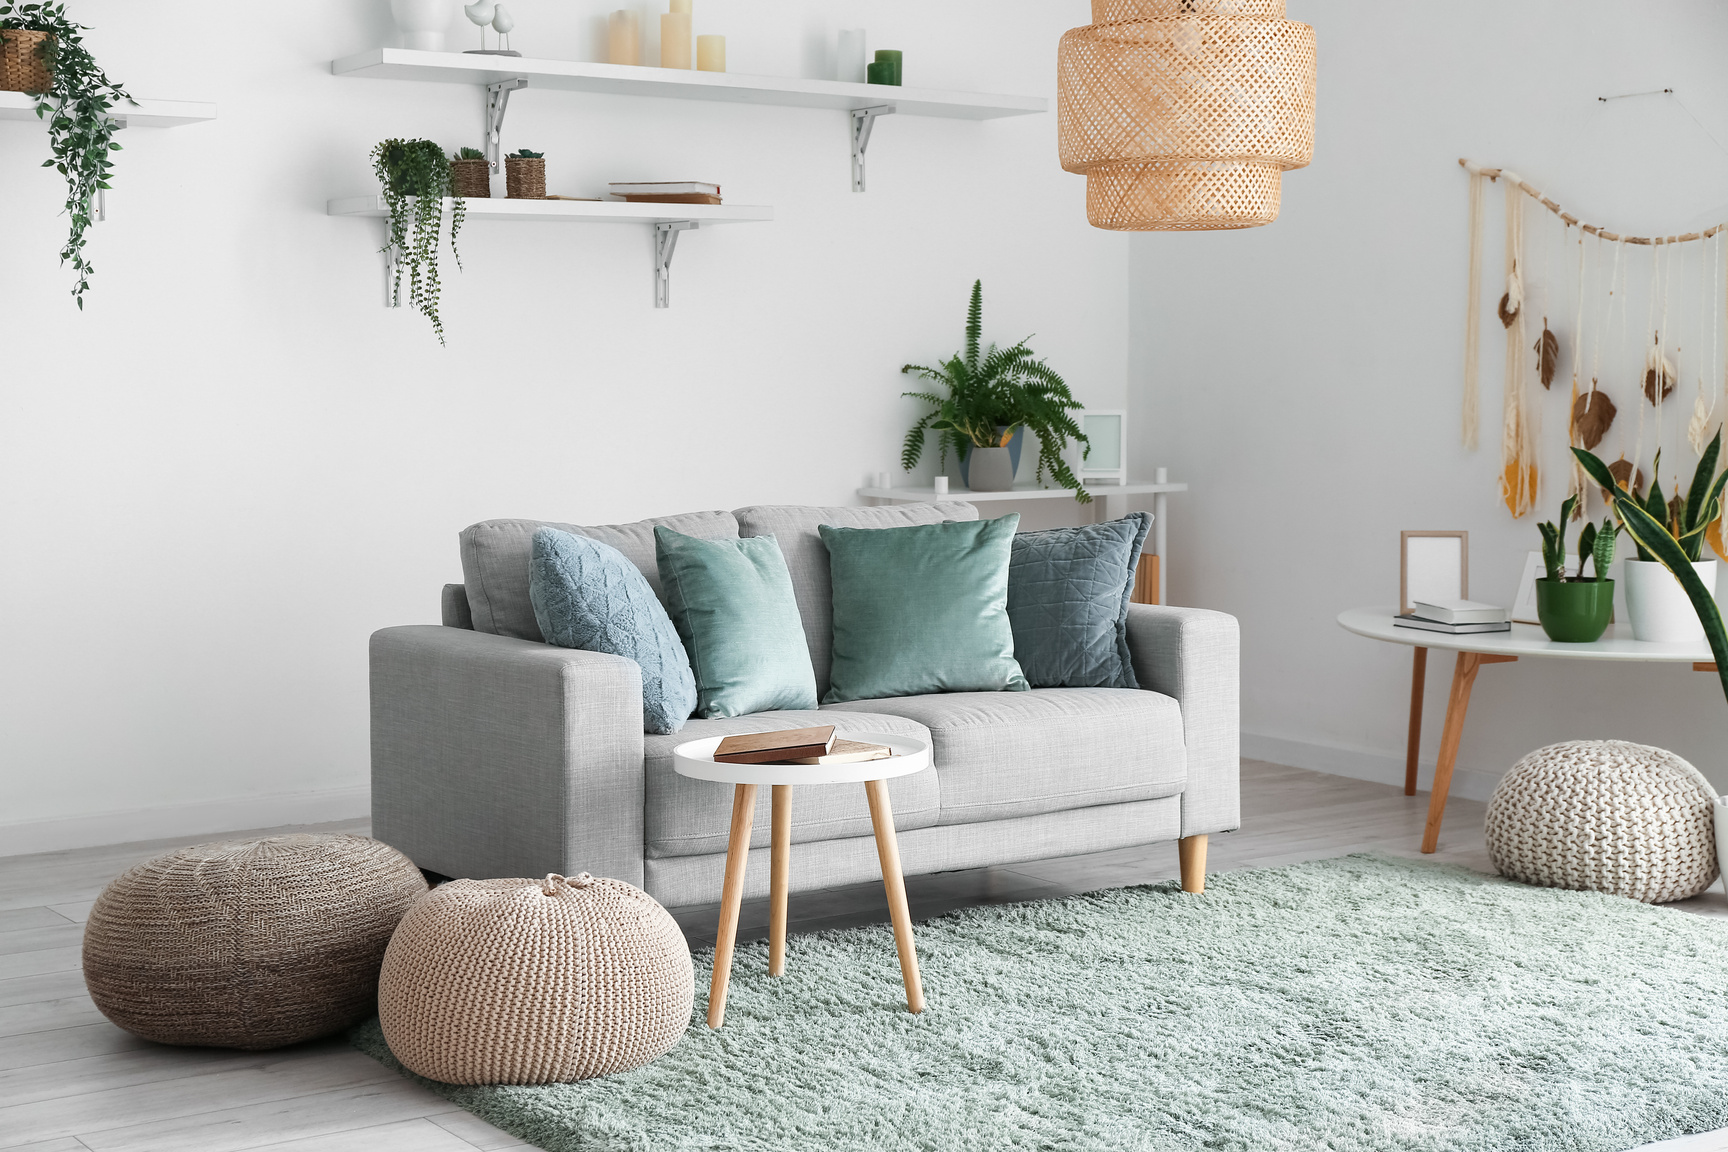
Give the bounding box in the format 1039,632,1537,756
1400,531,1468,616
1079,410,1127,486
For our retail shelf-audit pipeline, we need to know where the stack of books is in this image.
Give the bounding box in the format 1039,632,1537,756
1394,599,1511,634
713,726,892,766
609,181,722,206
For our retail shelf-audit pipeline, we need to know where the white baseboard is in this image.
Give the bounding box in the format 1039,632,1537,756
0,787,371,858
1241,731,1502,804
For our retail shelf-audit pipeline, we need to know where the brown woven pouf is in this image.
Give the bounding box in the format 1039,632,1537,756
83,834,427,1049
1486,740,1720,903
379,872,694,1085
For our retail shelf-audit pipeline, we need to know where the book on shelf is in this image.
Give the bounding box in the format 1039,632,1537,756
609,181,720,197
615,192,723,205
1393,614,1512,635
780,739,892,766
714,725,835,764
1411,599,1508,625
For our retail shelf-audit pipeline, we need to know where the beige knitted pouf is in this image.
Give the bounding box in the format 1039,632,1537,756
379,872,694,1085
82,834,427,1049
1485,740,1720,903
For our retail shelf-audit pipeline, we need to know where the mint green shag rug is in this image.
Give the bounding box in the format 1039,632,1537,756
349,854,1728,1151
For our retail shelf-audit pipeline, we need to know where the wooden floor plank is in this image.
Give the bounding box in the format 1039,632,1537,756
8,1138,92,1152
0,1022,149,1073
74,1081,459,1152
0,922,84,958
0,993,106,1039
249,1116,475,1152
0,1045,286,1109
427,1109,532,1151
0,946,82,982
0,970,88,1011
0,909,68,934
47,902,94,926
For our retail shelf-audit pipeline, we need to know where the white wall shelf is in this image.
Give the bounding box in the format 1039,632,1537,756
330,48,1046,191
328,195,773,308
0,92,216,127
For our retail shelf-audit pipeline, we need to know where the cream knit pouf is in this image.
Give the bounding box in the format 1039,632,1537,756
379,872,694,1085
1485,739,1720,904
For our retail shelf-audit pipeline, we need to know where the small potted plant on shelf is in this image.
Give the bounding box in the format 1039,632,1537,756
901,280,1090,500
1534,494,1616,642
450,146,489,198
372,138,465,345
1595,443,1724,642
2,0,130,307
505,147,544,199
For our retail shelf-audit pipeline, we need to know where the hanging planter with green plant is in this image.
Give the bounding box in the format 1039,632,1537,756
900,280,1091,500
1,0,130,307
371,138,466,345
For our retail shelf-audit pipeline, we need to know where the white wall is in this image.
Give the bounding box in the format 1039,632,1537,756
1130,1,1728,799
0,0,1127,853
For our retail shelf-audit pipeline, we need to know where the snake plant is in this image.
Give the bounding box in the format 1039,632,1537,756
1574,432,1728,704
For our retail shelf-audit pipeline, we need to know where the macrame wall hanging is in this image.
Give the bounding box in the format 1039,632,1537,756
1459,158,1728,556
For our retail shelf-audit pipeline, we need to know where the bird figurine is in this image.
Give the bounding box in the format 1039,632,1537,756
464,1,495,50
491,4,514,52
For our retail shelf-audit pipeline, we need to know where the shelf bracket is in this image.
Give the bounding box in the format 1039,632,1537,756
91,116,126,223
654,221,699,309
850,105,895,193
381,220,400,308
485,78,529,172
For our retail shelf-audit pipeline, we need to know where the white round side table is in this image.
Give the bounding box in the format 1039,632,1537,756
673,730,931,1028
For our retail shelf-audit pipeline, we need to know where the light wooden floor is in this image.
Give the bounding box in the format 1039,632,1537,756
3,759,1725,1152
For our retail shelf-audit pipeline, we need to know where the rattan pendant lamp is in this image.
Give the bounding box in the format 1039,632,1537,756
1058,0,1317,231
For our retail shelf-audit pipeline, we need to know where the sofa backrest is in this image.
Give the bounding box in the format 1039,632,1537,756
733,502,979,697
460,511,740,641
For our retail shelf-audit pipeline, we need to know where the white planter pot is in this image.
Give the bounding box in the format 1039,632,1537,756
1623,558,1717,642
391,0,451,50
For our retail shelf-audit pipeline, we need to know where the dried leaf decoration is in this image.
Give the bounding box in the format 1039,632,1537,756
1498,267,1523,329
1501,462,1538,518
1708,511,1728,562
1534,323,1559,388
1604,457,1645,502
1571,388,1616,450
1498,293,1518,328
1643,336,1677,405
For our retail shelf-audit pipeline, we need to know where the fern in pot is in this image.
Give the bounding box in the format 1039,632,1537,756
901,280,1089,500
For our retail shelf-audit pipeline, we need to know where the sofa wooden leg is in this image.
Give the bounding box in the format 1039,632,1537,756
1179,834,1208,894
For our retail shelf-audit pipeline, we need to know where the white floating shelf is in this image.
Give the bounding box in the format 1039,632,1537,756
858,482,1189,503
0,91,216,127
331,49,1046,120
327,195,772,226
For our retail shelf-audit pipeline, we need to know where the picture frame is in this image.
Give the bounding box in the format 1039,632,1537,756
1400,531,1468,616
1079,410,1127,486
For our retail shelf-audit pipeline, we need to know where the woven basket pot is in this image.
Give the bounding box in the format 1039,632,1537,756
450,157,490,198
379,873,694,1085
0,29,51,93
82,835,428,1049
1485,740,1720,904
505,155,545,199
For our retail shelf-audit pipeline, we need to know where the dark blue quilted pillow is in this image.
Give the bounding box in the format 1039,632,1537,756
1006,513,1152,689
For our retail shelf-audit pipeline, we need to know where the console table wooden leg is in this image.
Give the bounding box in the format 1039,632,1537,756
865,778,924,1014
1405,647,1427,796
708,781,758,1029
769,784,791,978
1421,653,1516,854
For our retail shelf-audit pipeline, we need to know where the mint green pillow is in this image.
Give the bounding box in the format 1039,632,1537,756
654,526,818,718
820,515,1029,704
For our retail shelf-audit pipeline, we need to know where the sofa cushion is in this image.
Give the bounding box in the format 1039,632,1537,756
823,688,1185,826
461,512,739,641
1007,514,1151,689
733,503,979,699
644,711,938,859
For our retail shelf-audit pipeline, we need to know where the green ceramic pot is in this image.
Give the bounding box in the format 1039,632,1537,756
1535,578,1614,642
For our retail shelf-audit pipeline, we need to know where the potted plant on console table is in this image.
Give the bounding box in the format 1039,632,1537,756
1534,494,1615,642
900,280,1091,501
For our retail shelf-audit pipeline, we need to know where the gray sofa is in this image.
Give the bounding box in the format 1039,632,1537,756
370,501,1240,909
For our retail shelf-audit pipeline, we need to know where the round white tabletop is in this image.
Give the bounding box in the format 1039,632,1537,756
1338,607,1712,663
672,731,932,786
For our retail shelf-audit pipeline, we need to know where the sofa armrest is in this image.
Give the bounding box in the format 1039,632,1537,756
1126,605,1240,838
370,625,646,884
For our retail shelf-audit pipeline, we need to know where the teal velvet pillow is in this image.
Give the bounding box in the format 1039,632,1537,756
1007,513,1151,689
654,526,819,718
820,515,1029,704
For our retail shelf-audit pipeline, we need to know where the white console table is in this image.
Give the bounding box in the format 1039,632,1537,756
857,477,1187,605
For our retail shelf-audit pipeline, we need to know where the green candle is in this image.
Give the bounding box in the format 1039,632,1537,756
870,49,902,86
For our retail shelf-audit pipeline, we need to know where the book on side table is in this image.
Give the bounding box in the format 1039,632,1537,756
783,739,892,766
714,726,835,764
1394,598,1511,634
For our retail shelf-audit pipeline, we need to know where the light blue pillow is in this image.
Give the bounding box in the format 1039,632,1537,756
1007,514,1151,688
820,515,1029,704
528,527,697,735
655,527,818,718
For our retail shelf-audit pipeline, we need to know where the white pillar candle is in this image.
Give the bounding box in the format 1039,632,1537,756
669,0,691,12
875,472,890,490
836,29,866,83
608,10,640,65
933,476,948,496
696,34,725,72
660,12,692,68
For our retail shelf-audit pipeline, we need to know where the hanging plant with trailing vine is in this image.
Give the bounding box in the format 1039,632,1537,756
371,138,466,345
0,0,130,307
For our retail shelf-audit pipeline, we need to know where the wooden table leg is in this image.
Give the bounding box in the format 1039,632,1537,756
769,784,791,978
864,778,924,1014
1405,647,1427,796
1421,653,1516,854
708,781,758,1029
